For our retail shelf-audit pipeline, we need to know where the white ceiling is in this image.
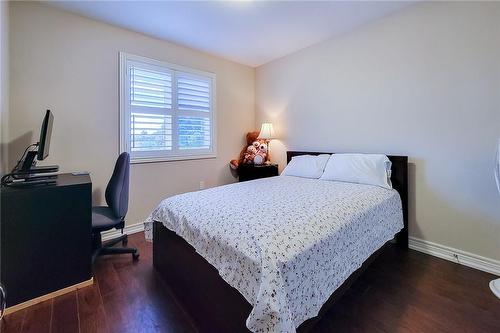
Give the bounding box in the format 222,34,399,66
45,1,414,67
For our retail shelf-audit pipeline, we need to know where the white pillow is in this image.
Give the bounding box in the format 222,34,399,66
281,154,331,179
320,153,392,189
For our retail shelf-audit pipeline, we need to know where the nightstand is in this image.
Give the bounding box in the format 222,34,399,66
238,164,279,182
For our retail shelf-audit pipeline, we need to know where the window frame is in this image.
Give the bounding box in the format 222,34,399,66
119,52,217,164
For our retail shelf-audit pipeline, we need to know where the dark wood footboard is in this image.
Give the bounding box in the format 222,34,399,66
153,223,389,332
153,222,252,332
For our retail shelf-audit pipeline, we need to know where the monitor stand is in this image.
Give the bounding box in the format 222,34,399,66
15,151,59,176
14,165,60,176
2,144,59,188
10,152,59,186
20,151,38,172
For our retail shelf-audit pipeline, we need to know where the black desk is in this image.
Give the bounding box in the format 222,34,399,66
1,173,92,309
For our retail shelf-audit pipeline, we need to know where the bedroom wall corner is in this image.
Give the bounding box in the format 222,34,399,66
256,1,500,262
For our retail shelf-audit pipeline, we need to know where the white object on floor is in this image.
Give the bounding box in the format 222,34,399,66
490,278,500,299
491,140,500,298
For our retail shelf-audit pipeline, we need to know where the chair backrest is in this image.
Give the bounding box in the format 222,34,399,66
105,152,130,219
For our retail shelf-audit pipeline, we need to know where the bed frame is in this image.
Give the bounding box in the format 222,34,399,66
153,151,408,332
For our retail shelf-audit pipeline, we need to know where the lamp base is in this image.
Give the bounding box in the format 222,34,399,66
490,278,500,299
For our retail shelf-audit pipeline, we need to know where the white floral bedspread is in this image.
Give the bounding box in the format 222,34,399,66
144,175,403,333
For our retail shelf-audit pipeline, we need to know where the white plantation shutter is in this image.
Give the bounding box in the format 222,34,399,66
177,73,212,151
177,74,211,112
120,53,216,162
130,67,172,109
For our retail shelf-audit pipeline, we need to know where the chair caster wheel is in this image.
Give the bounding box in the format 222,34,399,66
132,252,140,260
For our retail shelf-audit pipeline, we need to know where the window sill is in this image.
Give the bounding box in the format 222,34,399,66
130,154,217,164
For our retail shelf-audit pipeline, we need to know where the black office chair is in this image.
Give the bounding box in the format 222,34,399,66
92,152,139,262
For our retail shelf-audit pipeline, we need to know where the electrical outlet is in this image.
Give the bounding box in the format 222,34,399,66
199,180,205,190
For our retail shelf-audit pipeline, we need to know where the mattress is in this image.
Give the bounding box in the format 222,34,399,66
144,175,403,333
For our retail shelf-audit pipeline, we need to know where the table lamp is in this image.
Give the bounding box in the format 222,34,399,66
257,123,275,164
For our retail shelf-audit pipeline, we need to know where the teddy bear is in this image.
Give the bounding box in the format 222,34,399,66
252,142,268,165
243,143,258,164
230,131,268,169
243,140,268,165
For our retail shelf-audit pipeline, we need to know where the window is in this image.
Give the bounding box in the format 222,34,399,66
120,53,216,163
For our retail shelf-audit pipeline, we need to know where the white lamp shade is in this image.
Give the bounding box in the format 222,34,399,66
258,123,275,140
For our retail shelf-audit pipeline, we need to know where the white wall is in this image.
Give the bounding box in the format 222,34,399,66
256,2,500,260
9,2,255,226
8,1,500,263
0,0,8,175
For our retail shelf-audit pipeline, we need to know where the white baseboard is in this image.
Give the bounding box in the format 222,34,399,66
102,222,145,242
409,237,500,277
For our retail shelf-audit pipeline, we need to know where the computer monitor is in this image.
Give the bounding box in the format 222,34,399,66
37,110,53,161
16,110,58,174
0,110,59,187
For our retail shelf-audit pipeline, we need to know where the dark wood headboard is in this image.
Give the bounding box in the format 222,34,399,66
286,151,408,248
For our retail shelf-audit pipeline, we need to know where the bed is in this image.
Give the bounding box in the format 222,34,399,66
146,151,408,332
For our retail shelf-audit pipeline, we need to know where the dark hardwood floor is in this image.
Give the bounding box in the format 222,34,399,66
1,233,499,333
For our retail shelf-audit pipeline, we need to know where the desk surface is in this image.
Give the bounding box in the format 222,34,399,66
1,173,91,192
52,173,91,186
